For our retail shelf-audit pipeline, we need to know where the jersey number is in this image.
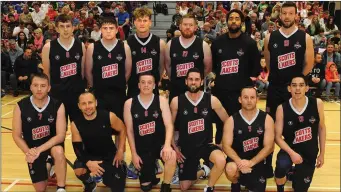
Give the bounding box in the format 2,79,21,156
38,113,42,120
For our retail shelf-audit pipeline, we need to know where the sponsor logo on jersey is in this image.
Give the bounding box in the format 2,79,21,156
48,115,54,123
153,111,159,118
183,109,188,115
151,49,157,55
27,117,32,122
309,116,316,124
293,127,312,144
278,52,296,69
102,64,118,79
273,43,278,48
238,130,242,134
257,127,263,134
288,121,293,126
134,113,139,118
243,137,259,152
218,49,222,53
75,53,81,60
259,176,266,183
32,125,50,140
294,42,301,49
116,54,123,61
304,176,311,183
176,62,194,77
55,55,60,60
220,59,239,75
132,51,136,55
60,63,77,78
237,49,244,56
202,108,208,116
193,52,199,59
138,121,155,136
188,118,205,134
136,58,153,74
98,55,102,60
173,53,177,57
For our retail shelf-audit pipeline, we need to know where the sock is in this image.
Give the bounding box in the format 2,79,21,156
277,184,284,192
231,182,241,192
57,186,65,189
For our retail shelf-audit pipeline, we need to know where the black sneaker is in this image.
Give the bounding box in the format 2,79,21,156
160,183,172,192
13,91,19,97
204,186,214,192
84,181,96,192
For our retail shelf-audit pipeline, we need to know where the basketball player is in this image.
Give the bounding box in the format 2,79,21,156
42,14,86,124
71,91,127,192
263,2,314,179
124,72,176,192
165,14,212,102
12,73,67,192
264,2,314,119
170,68,228,192
126,7,166,98
274,75,326,192
85,17,132,122
223,86,275,192
211,9,261,145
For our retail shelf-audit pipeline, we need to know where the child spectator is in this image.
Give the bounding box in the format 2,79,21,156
325,62,340,102
256,57,269,94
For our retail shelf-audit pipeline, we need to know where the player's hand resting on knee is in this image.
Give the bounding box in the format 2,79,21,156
86,161,105,176
289,152,303,164
132,153,143,170
316,154,324,168
161,146,176,161
113,150,124,168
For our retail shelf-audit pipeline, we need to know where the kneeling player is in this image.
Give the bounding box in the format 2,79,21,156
124,72,177,192
12,73,67,192
274,75,326,192
223,86,275,192
170,68,228,192
71,92,127,192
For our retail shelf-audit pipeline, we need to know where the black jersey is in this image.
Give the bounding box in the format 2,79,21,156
49,38,84,93
127,34,161,87
232,109,267,161
18,96,61,148
282,97,320,162
131,94,165,153
268,28,306,86
177,92,213,150
211,33,260,91
170,37,204,94
92,39,126,93
74,110,117,161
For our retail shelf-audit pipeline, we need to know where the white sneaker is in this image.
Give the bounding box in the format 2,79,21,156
171,166,179,184
155,160,163,174
56,189,66,192
200,164,210,179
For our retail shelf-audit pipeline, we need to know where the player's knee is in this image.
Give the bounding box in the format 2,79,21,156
33,183,47,192
180,181,191,191
140,182,152,192
275,152,292,178
51,146,65,161
225,162,238,177
74,168,87,177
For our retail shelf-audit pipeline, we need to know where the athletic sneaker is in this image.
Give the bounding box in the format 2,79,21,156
56,189,66,192
171,166,179,184
84,182,97,192
127,162,139,179
204,186,214,192
1,89,5,98
155,160,163,174
200,164,210,179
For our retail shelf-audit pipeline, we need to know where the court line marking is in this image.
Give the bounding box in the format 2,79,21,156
3,179,20,191
1,96,26,107
1,178,340,191
1,111,13,118
66,134,72,140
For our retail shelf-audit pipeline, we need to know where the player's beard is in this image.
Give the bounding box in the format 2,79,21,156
281,20,295,29
181,30,194,39
188,85,201,93
228,24,241,33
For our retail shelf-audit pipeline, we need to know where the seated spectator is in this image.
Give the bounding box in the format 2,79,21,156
10,47,39,97
200,22,216,43
258,6,267,21
116,5,130,39
17,32,28,50
217,2,228,14
68,11,80,27
271,4,280,20
12,22,29,38
101,3,116,19
325,62,340,102
215,14,227,36
256,57,269,93
254,31,264,53
189,2,202,16
2,22,12,39
83,12,96,32
41,15,51,31
172,7,182,24
46,4,58,21
322,43,341,72
179,2,189,16
331,30,341,45
298,23,306,32
205,10,215,23
250,23,258,38
309,53,326,98
1,48,12,95
75,23,90,40
31,2,45,27
90,23,101,41
307,15,322,36
19,4,33,24
250,12,262,31
261,12,271,32
230,1,241,11
303,11,314,28
8,39,23,68
7,14,19,33
33,28,44,52
43,23,57,41
262,21,275,39
204,3,213,18
314,28,327,48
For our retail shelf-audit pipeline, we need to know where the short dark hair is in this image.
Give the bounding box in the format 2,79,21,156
186,68,203,80
100,17,118,27
290,74,308,85
307,11,314,17
55,14,72,26
138,71,155,82
227,9,245,22
30,73,50,85
334,30,340,35
281,2,297,14
240,86,257,96
78,90,96,103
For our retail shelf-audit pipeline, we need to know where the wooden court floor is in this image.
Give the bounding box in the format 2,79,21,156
1,94,340,191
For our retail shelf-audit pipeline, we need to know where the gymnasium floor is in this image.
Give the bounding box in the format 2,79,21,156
1,94,340,191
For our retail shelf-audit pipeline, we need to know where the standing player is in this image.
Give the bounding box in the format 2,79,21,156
165,14,212,102
12,73,67,192
211,9,261,145
124,72,176,192
126,7,166,98
42,14,86,124
85,17,132,122
170,68,228,192
223,86,275,192
264,2,314,119
274,75,326,192
71,91,127,192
